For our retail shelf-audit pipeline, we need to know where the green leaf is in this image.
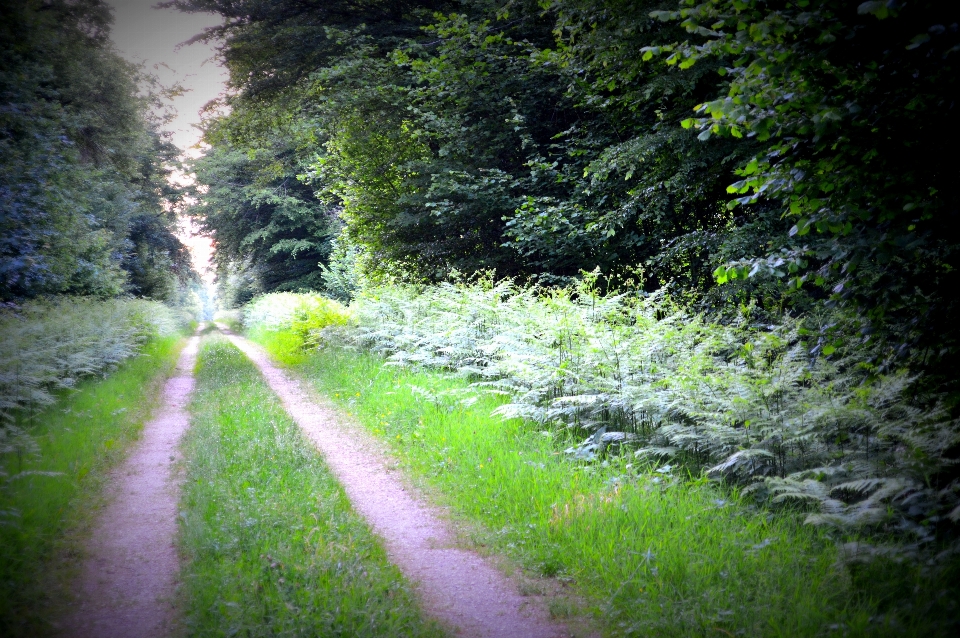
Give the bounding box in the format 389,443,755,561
857,1,889,19
714,265,729,284
649,10,677,22
789,218,810,237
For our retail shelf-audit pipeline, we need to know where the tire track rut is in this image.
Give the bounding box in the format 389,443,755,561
60,336,199,638
221,328,568,638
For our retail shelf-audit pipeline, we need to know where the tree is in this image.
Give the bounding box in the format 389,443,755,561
191,136,339,302
177,0,960,385
639,0,960,374
1,0,194,301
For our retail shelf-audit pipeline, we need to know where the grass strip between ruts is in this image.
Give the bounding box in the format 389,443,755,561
252,328,957,638
179,335,444,637
0,334,185,637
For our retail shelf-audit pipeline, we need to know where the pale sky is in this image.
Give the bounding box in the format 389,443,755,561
108,0,226,151
106,0,226,284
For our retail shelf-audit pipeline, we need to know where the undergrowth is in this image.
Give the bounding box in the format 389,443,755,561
256,336,960,636
213,309,242,332
179,335,444,637
282,277,960,562
0,334,184,637
0,297,190,428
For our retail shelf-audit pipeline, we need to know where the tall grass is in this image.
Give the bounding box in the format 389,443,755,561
179,336,443,637
0,335,184,637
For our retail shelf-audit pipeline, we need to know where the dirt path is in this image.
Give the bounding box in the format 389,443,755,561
221,329,568,638
58,336,199,638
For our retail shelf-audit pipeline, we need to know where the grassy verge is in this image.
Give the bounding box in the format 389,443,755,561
179,335,444,637
254,332,955,637
0,334,185,637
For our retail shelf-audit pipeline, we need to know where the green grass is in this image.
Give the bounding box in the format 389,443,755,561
179,335,445,637
248,326,308,366
0,334,185,637
254,332,958,637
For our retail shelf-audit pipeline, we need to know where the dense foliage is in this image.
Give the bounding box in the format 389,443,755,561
0,0,195,303
192,136,339,307
639,0,960,376
171,0,431,302
175,0,959,381
242,291,351,347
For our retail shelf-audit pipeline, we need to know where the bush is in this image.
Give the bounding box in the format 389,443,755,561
213,309,243,332
243,292,351,348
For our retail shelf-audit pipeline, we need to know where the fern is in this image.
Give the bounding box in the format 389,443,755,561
0,297,186,428
246,278,960,558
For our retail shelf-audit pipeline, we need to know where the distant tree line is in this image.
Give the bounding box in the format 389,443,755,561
170,0,958,390
1,0,197,304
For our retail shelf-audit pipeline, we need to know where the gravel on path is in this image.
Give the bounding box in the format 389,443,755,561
222,328,569,638
59,336,199,638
